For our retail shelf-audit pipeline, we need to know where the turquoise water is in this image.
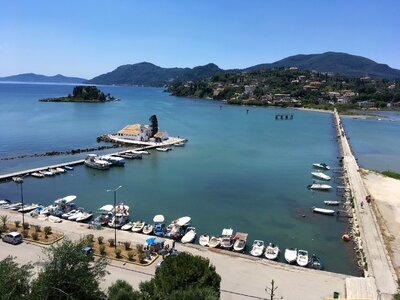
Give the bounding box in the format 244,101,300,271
341,112,400,172
0,83,359,275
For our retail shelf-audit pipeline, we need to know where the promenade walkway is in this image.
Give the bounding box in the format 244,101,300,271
334,109,397,299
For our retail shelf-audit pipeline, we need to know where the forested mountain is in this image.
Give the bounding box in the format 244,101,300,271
0,73,86,83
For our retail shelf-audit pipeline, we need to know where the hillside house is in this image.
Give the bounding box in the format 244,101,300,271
117,124,152,141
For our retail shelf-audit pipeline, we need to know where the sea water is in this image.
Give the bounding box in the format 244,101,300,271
0,83,360,275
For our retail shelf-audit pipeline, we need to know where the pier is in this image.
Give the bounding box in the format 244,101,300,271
333,109,397,299
0,136,187,182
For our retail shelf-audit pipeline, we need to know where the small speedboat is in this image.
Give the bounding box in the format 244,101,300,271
0,199,11,208
12,176,23,183
68,209,84,220
101,155,125,166
131,221,145,233
308,184,332,190
153,214,166,236
311,172,331,181
312,163,330,170
129,150,150,155
199,234,210,247
62,209,78,219
142,224,153,235
31,172,44,178
7,202,22,210
156,147,172,152
48,168,59,174
284,248,297,264
39,170,54,176
18,203,40,213
174,142,185,147
312,207,335,215
181,227,196,244
296,250,309,267
220,228,234,250
64,166,74,170
265,243,280,260
56,167,66,173
233,232,248,252
324,200,340,206
121,222,134,231
208,236,221,248
250,240,265,257
310,254,323,270
55,195,77,205
76,212,93,222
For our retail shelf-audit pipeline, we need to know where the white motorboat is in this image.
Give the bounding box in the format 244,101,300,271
76,212,93,222
181,227,196,244
220,228,234,250
84,154,111,170
296,250,309,267
56,167,66,173
101,155,125,166
175,216,191,226
199,234,210,247
311,172,331,181
265,243,280,260
284,248,297,264
48,168,59,174
233,232,248,252
312,207,335,215
324,200,340,206
61,209,78,219
0,199,11,208
156,147,172,152
94,204,114,225
48,215,62,223
250,240,265,257
18,203,40,213
312,163,330,170
142,224,153,235
121,222,134,231
7,203,22,210
129,150,150,155
108,204,130,229
40,204,58,215
12,176,23,183
131,221,145,233
39,170,54,176
208,236,221,248
55,195,77,205
308,184,332,190
174,142,185,147
31,172,44,178
68,209,84,221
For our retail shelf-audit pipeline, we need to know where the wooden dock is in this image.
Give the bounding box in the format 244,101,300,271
0,137,187,182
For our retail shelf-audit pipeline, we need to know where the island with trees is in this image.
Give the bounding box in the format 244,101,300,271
39,86,117,103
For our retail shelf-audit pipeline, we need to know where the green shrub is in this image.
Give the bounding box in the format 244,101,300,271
22,230,29,238
44,226,52,238
97,236,104,244
0,215,9,228
108,239,115,247
115,248,122,259
99,245,106,256
31,232,39,240
127,251,134,261
22,222,30,230
14,220,21,228
86,234,94,243
124,241,131,251
34,225,41,232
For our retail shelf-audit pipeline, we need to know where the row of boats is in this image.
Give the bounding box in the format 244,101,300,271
12,165,74,182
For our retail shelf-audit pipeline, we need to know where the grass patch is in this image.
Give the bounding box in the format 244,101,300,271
380,170,400,180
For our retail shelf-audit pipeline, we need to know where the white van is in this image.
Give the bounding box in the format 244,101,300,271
2,231,23,245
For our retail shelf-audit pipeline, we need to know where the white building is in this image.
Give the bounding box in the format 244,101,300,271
117,124,152,141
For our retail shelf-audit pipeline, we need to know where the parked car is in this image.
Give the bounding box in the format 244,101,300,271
2,232,23,245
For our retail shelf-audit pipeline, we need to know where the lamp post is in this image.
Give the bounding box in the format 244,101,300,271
17,181,24,225
107,185,122,249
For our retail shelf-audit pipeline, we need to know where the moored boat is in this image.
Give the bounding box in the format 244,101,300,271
101,155,125,166
54,195,77,205
31,172,44,178
265,243,280,260
121,222,134,231
220,228,234,250
153,214,166,236
156,147,172,152
324,200,340,206
284,248,297,264
131,221,145,233
68,209,84,221
18,203,40,213
312,207,335,215
250,240,265,257
310,254,323,270
76,212,93,222
0,199,11,208
94,204,114,226
174,142,185,147
12,176,23,183
62,209,79,219
56,167,66,173
64,166,74,170
208,236,221,248
181,227,196,244
84,154,111,170
296,249,309,267
199,234,210,247
312,163,330,170
39,170,54,176
129,150,149,155
311,172,331,181
7,202,23,210
108,203,130,228
308,183,332,190
142,223,153,235
233,232,248,252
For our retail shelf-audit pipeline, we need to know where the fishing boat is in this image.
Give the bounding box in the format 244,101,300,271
284,248,297,264
310,254,323,270
199,234,210,247
94,204,114,226
174,142,185,147
296,250,309,267
76,212,93,222
250,240,265,257
265,243,280,260
312,163,330,170
156,147,172,152
31,172,44,178
142,223,154,235
108,204,130,228
324,200,340,206
220,228,234,250
308,183,332,190
18,203,40,213
311,172,331,181
181,227,196,244
166,216,191,240
131,221,145,233
39,170,54,176
121,221,134,231
84,154,111,170
208,236,221,248
12,176,23,183
312,207,335,215
64,166,74,170
233,232,248,252
101,155,125,166
153,215,166,236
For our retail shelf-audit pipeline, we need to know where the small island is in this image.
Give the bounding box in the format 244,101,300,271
39,86,117,102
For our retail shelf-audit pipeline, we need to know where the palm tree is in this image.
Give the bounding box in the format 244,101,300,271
0,215,9,228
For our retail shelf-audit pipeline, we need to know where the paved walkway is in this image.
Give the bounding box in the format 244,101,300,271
334,109,397,299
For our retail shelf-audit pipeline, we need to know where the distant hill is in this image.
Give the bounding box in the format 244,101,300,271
0,73,86,83
247,52,400,80
86,62,223,86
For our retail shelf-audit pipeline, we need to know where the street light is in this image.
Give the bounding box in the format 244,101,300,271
106,185,122,249
16,180,24,225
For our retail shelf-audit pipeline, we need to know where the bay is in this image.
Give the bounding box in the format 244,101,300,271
0,83,359,275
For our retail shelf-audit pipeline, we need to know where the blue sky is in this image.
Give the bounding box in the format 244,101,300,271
1,0,399,78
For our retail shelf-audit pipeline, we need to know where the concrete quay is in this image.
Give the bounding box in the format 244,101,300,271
334,109,398,299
